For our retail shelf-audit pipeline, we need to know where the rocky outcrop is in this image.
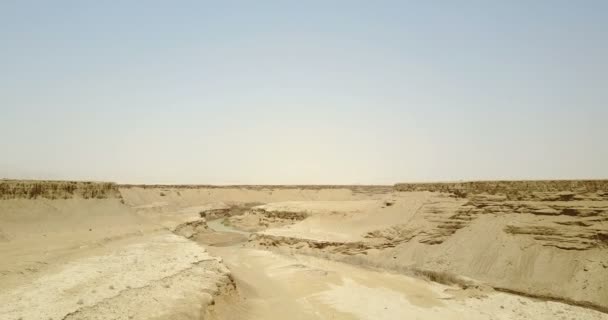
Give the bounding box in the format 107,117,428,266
459,194,608,250
120,184,393,193
0,180,120,199
364,224,419,246
382,189,608,250
198,202,263,220
226,206,311,232
395,180,608,200
174,219,211,239
248,207,309,220
504,223,608,250
252,234,374,255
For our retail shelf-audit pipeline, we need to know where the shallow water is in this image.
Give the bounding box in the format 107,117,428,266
207,218,250,235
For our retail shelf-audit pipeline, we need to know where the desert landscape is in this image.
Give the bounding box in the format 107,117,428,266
1,179,607,319
2,1,606,319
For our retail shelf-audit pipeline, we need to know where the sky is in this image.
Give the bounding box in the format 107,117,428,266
1,1,607,184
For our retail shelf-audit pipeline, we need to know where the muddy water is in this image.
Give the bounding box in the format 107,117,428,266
207,218,250,235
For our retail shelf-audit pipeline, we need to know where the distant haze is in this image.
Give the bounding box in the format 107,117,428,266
1,1,607,184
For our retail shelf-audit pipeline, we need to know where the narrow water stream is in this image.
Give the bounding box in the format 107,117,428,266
207,218,250,235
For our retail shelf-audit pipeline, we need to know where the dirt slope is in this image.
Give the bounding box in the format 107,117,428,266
237,182,608,312
204,246,607,320
0,181,232,320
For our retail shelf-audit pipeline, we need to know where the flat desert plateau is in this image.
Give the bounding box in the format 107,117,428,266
1,180,607,319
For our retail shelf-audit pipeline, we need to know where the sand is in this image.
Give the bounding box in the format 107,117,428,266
0,182,232,320
1,180,607,319
204,246,608,320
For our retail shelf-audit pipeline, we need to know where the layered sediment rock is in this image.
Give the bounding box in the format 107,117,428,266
395,180,608,200
0,180,120,199
248,181,608,312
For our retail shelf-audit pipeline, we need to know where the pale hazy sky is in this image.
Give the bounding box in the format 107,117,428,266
1,1,607,184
